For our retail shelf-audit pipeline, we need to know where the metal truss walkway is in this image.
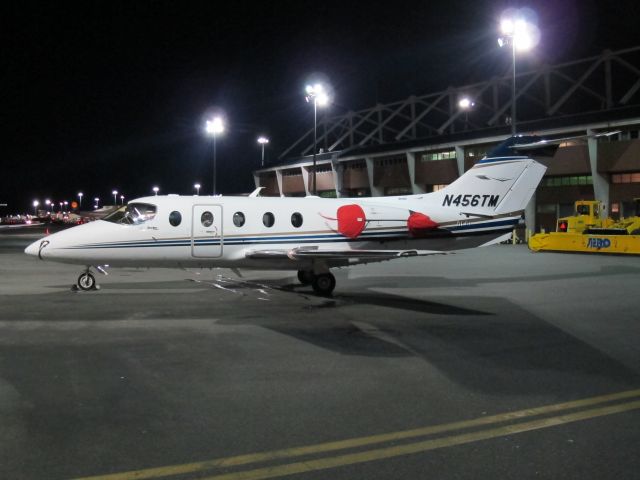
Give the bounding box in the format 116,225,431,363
280,46,640,160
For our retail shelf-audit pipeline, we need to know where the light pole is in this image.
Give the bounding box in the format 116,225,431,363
32,200,39,216
45,199,51,213
458,97,475,129
120,195,125,205
78,192,83,208
112,190,118,205
305,83,330,195
63,201,68,213
194,183,201,196
498,9,539,136
257,136,269,167
94,197,99,209
205,117,225,196
153,186,159,196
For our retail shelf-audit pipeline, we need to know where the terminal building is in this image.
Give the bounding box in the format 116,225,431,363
254,46,640,234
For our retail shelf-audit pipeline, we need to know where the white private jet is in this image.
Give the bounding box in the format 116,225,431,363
25,135,554,295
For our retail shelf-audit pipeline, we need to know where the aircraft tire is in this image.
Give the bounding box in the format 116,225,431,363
297,270,314,285
77,272,96,291
312,273,336,296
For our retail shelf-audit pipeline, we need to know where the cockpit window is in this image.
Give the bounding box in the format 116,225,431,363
104,203,157,225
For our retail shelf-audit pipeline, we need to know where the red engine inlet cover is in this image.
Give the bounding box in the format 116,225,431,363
407,212,438,236
337,204,367,239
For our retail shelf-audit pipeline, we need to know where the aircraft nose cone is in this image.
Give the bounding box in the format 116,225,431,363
25,240,39,257
24,239,49,259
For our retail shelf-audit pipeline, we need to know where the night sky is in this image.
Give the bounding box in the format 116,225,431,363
2,0,637,212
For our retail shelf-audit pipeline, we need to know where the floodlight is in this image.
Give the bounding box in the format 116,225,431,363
458,97,474,109
206,117,224,135
501,18,514,35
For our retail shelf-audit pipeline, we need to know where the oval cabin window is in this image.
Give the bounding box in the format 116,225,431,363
263,212,275,228
201,211,214,227
169,211,182,227
233,212,245,227
291,212,303,228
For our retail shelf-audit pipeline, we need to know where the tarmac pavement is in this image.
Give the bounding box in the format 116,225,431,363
1,229,639,479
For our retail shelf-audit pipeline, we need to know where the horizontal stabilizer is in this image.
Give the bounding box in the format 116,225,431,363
509,130,621,150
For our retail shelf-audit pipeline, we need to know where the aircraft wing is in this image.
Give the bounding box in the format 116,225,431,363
245,247,445,262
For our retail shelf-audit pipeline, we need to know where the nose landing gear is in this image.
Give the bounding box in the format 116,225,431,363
74,266,108,291
77,271,96,291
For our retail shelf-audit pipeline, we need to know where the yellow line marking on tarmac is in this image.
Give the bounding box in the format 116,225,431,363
72,388,640,480
198,399,640,480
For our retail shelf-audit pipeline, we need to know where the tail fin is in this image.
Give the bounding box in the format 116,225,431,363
433,155,547,215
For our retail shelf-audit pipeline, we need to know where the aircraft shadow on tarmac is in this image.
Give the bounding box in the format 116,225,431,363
5,274,638,396
260,298,640,395
332,265,640,290
206,277,640,395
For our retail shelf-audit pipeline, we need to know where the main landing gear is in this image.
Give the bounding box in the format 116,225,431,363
297,270,336,296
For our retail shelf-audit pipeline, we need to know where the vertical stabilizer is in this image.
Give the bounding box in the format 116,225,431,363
432,156,547,215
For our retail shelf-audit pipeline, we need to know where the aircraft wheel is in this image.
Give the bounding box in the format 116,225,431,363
297,270,314,285
312,272,336,296
77,272,96,291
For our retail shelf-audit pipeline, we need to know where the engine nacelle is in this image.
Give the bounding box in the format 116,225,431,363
330,204,438,239
407,211,438,237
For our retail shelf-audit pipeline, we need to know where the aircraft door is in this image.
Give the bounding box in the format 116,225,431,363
191,205,223,257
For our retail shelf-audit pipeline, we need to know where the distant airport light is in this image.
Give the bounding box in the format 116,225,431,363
153,186,159,196
94,197,100,209
77,192,83,208
194,183,201,195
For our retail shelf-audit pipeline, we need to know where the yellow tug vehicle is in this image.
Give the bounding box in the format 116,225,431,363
529,199,640,255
